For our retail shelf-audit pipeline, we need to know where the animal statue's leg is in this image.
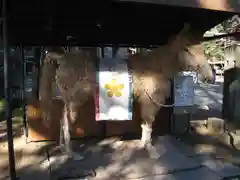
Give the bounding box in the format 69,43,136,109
63,104,72,153
62,102,84,161
141,121,153,148
139,98,161,159
59,117,65,152
69,102,78,130
141,119,161,159
58,104,70,153
139,98,157,148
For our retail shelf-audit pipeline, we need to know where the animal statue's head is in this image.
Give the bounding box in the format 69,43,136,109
171,23,213,82
39,47,67,127
45,47,66,65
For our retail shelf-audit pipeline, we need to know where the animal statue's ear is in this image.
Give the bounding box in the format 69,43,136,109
168,23,191,50
178,23,190,37
173,23,191,42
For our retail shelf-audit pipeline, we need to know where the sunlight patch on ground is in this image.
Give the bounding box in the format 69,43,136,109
0,104,49,175
193,144,217,155
0,135,49,179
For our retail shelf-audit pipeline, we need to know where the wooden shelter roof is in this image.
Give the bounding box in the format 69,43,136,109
4,0,238,46
117,0,240,13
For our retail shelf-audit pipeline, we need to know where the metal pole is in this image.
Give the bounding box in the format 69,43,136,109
100,46,106,138
39,46,45,68
2,0,17,179
34,47,41,98
38,46,45,99
20,45,28,138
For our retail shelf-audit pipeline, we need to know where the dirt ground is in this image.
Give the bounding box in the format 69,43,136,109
0,121,240,180
1,103,240,180
0,109,50,180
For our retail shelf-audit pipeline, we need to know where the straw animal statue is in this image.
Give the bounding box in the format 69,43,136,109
39,24,213,160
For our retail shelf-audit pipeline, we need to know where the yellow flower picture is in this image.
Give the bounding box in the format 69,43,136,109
104,79,124,97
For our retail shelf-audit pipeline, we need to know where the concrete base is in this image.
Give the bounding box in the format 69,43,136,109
45,136,240,180
207,118,225,134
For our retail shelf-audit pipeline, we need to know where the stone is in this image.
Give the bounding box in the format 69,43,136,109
193,155,240,178
94,136,201,179
207,118,225,134
133,167,221,180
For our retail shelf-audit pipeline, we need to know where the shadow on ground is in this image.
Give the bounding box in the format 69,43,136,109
3,82,240,179
1,132,239,180
0,135,195,180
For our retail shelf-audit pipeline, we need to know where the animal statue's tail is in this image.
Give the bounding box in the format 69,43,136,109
39,55,58,128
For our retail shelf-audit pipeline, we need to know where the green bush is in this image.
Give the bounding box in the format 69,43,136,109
0,99,5,113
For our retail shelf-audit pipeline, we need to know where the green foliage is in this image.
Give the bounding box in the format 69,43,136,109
0,98,5,113
203,40,225,60
203,15,240,61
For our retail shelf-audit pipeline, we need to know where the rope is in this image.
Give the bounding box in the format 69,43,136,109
144,89,176,108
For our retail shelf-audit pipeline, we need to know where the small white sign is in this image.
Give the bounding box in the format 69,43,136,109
174,72,195,107
96,47,133,121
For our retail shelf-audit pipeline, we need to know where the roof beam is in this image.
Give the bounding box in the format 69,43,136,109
117,0,240,13
203,31,240,41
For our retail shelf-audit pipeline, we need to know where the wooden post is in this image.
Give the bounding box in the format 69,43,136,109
2,0,17,178
20,45,28,138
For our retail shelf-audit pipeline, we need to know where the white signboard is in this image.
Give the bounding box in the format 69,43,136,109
179,71,198,84
96,47,133,121
174,72,195,107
